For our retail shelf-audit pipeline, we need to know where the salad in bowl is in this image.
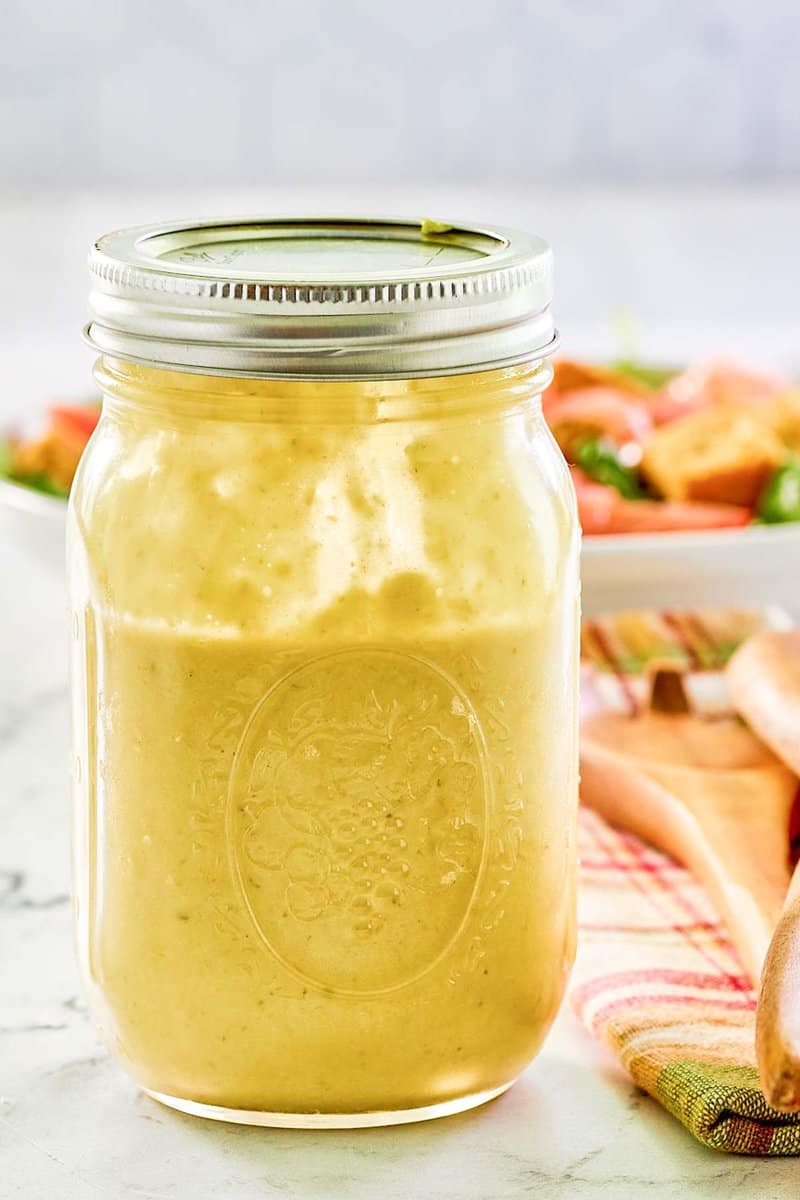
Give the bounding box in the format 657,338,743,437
546,359,800,534
0,399,100,573
1,399,100,499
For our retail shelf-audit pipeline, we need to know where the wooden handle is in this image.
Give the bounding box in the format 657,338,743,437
580,739,792,983
757,864,800,1110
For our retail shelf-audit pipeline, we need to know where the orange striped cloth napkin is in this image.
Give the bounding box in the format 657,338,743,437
571,609,800,1154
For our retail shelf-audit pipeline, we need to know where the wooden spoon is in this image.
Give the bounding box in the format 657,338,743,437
581,668,797,984
727,631,800,1110
755,864,800,1109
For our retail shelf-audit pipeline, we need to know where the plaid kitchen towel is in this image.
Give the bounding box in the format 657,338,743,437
572,609,800,1154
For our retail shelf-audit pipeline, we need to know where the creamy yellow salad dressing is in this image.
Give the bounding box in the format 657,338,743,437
70,362,578,1115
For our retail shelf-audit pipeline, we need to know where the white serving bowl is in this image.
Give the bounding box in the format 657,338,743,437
0,479,66,574
582,523,800,619
3,474,800,619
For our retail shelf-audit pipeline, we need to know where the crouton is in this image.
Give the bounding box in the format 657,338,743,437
641,405,787,507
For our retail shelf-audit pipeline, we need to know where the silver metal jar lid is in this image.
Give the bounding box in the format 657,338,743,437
86,216,557,379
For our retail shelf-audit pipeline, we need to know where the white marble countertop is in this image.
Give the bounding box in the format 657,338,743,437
3,185,800,1197
3,550,799,1200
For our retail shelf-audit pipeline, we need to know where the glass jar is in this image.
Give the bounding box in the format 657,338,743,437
70,218,579,1127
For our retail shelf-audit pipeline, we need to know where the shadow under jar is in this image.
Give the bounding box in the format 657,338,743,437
69,217,580,1127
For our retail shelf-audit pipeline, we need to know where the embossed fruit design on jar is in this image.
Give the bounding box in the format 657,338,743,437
228,648,493,996
70,218,579,1126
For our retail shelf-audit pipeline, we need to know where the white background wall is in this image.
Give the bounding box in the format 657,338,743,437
3,0,799,190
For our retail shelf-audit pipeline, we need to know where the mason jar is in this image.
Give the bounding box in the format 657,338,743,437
69,218,579,1127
